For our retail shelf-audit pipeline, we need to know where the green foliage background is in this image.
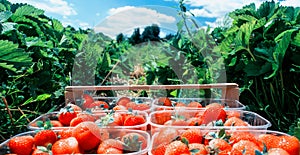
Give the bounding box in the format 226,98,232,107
0,0,300,142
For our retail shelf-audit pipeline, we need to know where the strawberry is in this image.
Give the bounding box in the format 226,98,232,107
187,101,202,108
205,102,224,109
231,140,261,155
123,114,146,126
33,130,57,147
70,113,95,127
151,142,168,155
82,94,94,109
209,138,232,154
229,132,258,146
88,100,109,109
117,97,131,107
131,103,150,111
57,128,73,139
58,105,77,126
187,117,202,126
164,140,190,155
224,117,249,127
31,146,50,155
277,135,300,155
113,105,127,111
153,111,172,125
180,128,202,144
8,135,34,155
175,102,186,107
258,134,279,150
65,103,82,112
188,143,208,155
157,97,172,106
51,137,81,154
152,128,179,148
125,102,137,110
201,106,226,125
226,110,241,118
164,118,189,126
122,132,147,152
72,121,101,151
97,139,123,154
268,148,290,155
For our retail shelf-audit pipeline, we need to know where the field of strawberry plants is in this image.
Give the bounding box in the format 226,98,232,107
1,0,300,153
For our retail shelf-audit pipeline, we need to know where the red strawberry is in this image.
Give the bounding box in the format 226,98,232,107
57,128,73,139
205,102,224,109
188,143,208,155
97,139,123,154
33,130,57,147
157,97,172,106
151,142,168,155
201,106,226,125
72,121,101,151
209,138,232,154
231,140,261,155
123,114,146,126
224,117,249,127
132,103,150,111
152,128,179,147
187,101,202,108
88,100,109,109
268,148,290,155
187,117,202,126
122,132,147,152
58,106,77,126
153,111,172,125
82,94,94,109
113,105,127,111
65,103,82,112
164,140,189,155
180,128,202,144
8,135,34,155
175,102,186,107
70,113,95,127
31,146,50,155
117,97,131,107
277,135,300,155
52,137,81,154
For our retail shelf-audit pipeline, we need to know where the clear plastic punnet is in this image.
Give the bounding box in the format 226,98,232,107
149,109,271,134
149,128,297,155
152,97,246,111
0,129,150,155
28,110,149,131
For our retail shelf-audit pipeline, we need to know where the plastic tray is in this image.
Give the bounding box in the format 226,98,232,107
28,110,149,131
149,109,271,134
148,129,293,155
0,129,150,155
151,98,246,111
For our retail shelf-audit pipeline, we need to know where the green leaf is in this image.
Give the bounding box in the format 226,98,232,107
265,31,292,79
0,40,32,63
0,62,17,72
25,37,53,48
12,5,44,18
275,29,297,42
245,61,272,76
257,1,277,19
22,94,51,106
228,56,237,66
1,22,16,34
0,11,12,22
51,18,64,32
292,30,300,46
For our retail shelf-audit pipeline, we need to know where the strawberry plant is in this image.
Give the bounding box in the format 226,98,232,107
211,1,300,133
0,0,88,142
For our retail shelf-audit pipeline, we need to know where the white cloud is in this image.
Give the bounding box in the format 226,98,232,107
94,6,177,38
187,0,300,18
8,0,77,16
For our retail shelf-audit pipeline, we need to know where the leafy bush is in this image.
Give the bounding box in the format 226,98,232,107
212,1,300,132
0,0,88,142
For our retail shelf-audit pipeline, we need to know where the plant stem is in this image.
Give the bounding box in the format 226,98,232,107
17,107,31,123
2,97,14,125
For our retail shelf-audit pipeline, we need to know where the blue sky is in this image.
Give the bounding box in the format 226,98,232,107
7,0,300,38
